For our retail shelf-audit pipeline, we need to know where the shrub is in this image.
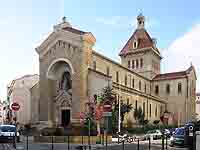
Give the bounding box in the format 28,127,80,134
24,123,31,130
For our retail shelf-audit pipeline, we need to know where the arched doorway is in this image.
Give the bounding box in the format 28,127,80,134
46,58,74,127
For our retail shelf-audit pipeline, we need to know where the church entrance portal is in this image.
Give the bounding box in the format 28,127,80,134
61,109,70,127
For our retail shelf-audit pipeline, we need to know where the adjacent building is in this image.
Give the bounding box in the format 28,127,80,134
7,74,39,125
196,93,200,120
34,14,196,128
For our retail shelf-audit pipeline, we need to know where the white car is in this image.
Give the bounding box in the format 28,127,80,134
0,125,20,142
145,130,162,140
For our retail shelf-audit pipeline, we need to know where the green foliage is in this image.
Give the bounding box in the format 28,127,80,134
101,86,114,103
134,106,145,125
153,120,160,125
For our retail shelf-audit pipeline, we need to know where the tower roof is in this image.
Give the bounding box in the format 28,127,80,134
119,28,159,56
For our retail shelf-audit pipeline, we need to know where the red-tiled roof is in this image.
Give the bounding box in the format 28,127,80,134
62,27,87,35
153,71,187,81
119,29,159,56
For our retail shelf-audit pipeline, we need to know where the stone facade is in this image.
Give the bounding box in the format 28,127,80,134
196,93,200,120
7,74,39,125
35,15,196,128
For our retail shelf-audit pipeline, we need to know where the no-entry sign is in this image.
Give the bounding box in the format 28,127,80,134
11,102,20,111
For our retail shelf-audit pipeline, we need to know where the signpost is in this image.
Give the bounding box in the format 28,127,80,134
11,102,20,111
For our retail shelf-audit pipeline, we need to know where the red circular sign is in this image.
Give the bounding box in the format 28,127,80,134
11,103,20,111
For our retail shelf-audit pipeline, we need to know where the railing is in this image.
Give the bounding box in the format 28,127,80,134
0,134,173,150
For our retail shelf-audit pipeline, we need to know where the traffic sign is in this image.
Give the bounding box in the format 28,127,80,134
11,102,20,111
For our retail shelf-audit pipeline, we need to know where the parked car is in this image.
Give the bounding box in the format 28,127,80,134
0,125,20,143
144,130,162,140
169,127,185,147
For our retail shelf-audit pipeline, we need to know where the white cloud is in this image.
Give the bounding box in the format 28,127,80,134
162,23,200,92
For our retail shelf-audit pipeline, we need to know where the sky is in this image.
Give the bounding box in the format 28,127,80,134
0,0,200,100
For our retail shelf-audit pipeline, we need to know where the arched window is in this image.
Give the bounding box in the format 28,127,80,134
139,81,141,90
140,58,143,68
132,78,135,88
155,106,157,117
166,84,170,94
178,83,182,94
143,102,145,117
116,71,119,83
135,100,138,111
136,59,139,68
155,85,159,95
132,60,135,69
125,75,127,86
149,104,151,117
127,98,129,105
128,61,130,68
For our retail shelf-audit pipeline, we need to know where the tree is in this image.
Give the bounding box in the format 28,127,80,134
134,106,145,126
112,101,133,130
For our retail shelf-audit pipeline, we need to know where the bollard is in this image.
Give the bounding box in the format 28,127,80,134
68,136,70,150
82,135,83,145
137,138,139,150
26,136,28,150
162,134,164,150
106,134,108,150
122,140,125,150
51,136,54,150
166,135,167,150
13,135,16,149
149,137,151,150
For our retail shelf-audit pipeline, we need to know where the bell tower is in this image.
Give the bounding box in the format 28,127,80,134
119,14,162,79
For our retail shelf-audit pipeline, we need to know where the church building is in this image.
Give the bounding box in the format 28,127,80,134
35,14,196,128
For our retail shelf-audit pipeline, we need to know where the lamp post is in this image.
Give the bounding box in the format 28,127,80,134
118,96,121,133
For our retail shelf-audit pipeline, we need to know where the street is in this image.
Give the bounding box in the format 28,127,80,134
8,140,189,150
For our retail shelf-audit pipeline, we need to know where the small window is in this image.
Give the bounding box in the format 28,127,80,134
155,106,157,117
166,84,170,94
116,71,119,83
155,85,159,95
132,78,135,88
133,41,137,48
136,59,139,68
132,60,135,69
128,61,130,68
106,67,110,76
149,104,151,117
144,84,146,93
140,58,143,68
160,105,163,114
135,100,138,111
125,75,127,86
178,83,182,94
93,61,96,70
139,81,141,90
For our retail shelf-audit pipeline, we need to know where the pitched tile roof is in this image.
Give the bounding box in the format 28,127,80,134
119,29,159,56
153,71,187,81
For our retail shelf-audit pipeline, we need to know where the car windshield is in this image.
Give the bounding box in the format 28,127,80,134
175,128,184,135
0,126,16,132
